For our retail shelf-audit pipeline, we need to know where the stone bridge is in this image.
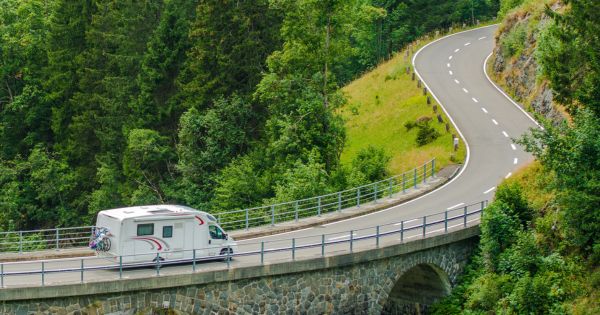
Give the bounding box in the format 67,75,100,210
1,226,479,315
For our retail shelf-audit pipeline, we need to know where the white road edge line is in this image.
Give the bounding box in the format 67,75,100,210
511,143,517,150
317,25,496,226
505,172,512,179
483,53,543,130
447,202,465,210
492,119,498,125
481,107,488,113
514,158,518,164
472,97,478,103
483,187,496,194
502,131,509,137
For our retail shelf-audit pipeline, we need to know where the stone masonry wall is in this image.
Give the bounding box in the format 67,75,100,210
1,236,478,315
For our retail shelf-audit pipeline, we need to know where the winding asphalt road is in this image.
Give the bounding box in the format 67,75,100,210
1,25,540,288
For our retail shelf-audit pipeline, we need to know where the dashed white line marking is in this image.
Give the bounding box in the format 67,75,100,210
447,63,451,68
472,97,478,103
449,55,453,60
462,88,468,93
328,232,358,241
454,79,460,84
393,218,418,226
513,158,518,164
505,172,512,179
481,107,488,113
449,70,453,75
502,131,509,137
492,119,498,125
483,187,496,194
464,42,471,46
511,143,517,150
454,48,460,53
447,202,465,210
478,36,487,40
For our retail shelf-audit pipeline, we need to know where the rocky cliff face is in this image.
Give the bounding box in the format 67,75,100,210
490,1,566,124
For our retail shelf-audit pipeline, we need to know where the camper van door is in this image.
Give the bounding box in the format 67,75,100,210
208,224,227,256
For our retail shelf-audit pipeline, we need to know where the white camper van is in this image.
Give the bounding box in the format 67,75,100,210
90,205,238,264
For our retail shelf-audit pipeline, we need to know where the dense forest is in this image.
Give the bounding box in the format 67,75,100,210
0,0,499,230
432,0,599,313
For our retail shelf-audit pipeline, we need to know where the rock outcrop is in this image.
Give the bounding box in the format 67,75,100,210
490,1,566,124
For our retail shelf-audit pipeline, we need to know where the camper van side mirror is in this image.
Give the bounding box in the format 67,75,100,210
224,233,228,240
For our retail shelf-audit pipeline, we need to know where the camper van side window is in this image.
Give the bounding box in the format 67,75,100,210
137,223,154,236
163,226,173,238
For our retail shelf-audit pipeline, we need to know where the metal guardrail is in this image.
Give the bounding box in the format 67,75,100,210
0,200,486,288
0,159,436,253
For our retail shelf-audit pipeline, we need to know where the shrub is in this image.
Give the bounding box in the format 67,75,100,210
416,121,440,146
349,145,391,185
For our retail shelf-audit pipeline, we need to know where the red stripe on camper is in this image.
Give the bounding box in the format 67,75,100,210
195,216,205,225
133,237,163,251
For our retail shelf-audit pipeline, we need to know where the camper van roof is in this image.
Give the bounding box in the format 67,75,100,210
98,205,201,220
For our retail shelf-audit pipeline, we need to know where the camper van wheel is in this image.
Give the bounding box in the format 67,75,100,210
220,248,233,261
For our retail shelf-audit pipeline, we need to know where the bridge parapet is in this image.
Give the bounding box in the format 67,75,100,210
1,226,480,314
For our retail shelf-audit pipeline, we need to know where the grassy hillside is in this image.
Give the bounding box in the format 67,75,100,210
339,40,466,174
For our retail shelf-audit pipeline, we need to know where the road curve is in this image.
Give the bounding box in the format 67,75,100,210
2,25,539,288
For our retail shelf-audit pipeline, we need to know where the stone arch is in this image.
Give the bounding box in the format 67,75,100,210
381,263,451,314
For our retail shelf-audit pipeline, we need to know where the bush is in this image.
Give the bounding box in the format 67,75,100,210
495,182,533,227
416,121,440,146
349,145,391,185
481,201,522,271
500,23,527,58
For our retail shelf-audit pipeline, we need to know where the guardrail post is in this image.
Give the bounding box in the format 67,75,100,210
80,259,84,283
271,205,275,226
192,249,196,272
292,238,295,261
423,164,427,183
119,256,123,279
481,201,485,212
400,221,404,243
402,174,406,194
444,211,448,233
245,209,249,230
464,206,468,227
155,253,160,276
376,226,380,248
337,192,342,212
388,179,393,198
294,201,299,222
19,231,23,254
260,242,264,265
55,229,60,250
226,246,231,269
432,159,435,177
422,216,427,237
356,188,361,207
414,168,417,188
350,230,354,252
321,235,325,257
41,261,45,286
374,184,378,202
317,196,322,216
1,263,3,288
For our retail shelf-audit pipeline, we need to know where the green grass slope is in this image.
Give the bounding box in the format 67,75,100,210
339,40,466,174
